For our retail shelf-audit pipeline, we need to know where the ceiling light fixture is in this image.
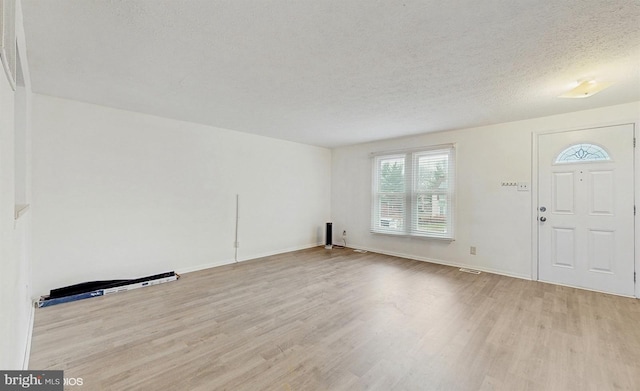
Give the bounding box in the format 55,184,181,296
559,80,612,98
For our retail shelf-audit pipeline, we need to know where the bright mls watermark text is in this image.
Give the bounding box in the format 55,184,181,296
0,370,83,390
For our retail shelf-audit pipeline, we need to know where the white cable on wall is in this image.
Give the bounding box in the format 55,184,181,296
234,194,239,263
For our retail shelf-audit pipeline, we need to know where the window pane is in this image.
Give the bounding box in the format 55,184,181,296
415,194,447,234
555,143,610,163
379,194,405,230
372,154,407,234
416,153,448,191
378,158,405,193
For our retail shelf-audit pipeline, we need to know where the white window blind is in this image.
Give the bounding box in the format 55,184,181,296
372,154,406,235
371,145,455,239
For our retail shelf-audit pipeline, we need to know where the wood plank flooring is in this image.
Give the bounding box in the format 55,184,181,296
29,247,640,390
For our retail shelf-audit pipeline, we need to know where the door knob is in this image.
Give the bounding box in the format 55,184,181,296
539,216,547,222
539,206,546,212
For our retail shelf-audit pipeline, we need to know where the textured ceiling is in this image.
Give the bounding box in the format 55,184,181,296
21,0,640,148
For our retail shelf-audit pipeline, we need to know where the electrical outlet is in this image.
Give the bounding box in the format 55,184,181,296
470,246,476,255
234,241,240,248
517,182,529,192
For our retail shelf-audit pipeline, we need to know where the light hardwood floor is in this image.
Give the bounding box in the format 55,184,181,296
29,247,640,390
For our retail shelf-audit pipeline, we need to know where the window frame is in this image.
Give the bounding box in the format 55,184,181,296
371,144,456,240
554,143,612,164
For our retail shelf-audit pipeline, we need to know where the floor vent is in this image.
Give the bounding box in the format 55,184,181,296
459,268,481,274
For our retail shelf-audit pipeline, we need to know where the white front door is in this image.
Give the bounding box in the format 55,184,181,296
538,124,635,296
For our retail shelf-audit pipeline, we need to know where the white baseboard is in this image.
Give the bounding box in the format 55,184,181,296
237,242,322,263
176,242,322,276
349,244,532,281
175,258,237,275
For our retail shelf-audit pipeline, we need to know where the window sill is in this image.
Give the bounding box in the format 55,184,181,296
370,231,455,242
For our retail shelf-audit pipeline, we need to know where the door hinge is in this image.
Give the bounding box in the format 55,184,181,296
635,205,636,216
634,138,636,148
635,272,636,283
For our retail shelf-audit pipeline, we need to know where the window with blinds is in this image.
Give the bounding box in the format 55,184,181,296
371,145,455,239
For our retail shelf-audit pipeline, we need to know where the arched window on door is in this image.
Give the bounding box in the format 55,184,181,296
555,143,611,164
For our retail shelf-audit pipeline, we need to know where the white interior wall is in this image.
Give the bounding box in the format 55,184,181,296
0,0,34,370
31,94,331,296
332,102,640,281
0,55,19,370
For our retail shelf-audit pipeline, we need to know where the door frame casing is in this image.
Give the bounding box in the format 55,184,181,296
532,122,638,298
